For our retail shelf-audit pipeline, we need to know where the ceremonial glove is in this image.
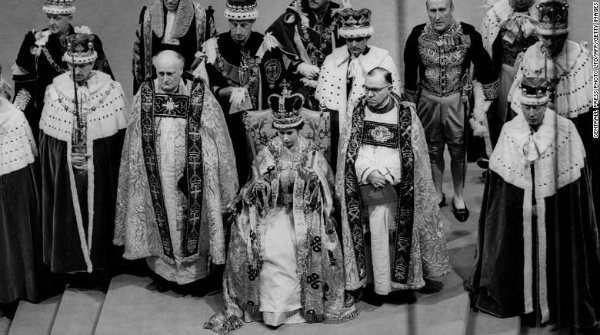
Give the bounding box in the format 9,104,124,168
229,87,253,114
296,62,320,79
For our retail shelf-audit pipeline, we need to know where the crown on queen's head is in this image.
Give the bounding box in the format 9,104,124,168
520,77,550,106
536,0,569,36
270,80,304,130
225,0,259,21
63,32,98,65
43,0,76,15
337,8,374,39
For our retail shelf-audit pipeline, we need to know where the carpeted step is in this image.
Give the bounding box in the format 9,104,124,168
95,274,221,335
8,296,60,335
467,310,520,335
49,288,106,335
0,316,10,335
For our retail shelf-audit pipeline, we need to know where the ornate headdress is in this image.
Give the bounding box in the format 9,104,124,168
225,0,259,21
337,8,374,39
270,81,304,130
62,28,97,65
519,77,550,106
536,0,568,35
43,0,76,15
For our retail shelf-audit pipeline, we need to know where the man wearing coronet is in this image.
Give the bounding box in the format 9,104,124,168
316,7,401,176
468,77,600,330
201,0,286,186
266,0,346,109
39,32,127,278
507,0,598,219
13,0,113,140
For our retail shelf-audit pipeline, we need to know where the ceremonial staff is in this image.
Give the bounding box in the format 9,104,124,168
69,42,85,155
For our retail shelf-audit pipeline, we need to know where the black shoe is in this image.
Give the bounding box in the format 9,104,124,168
362,288,385,306
193,266,224,297
417,279,444,294
451,198,469,222
387,290,417,305
476,158,489,169
439,193,446,207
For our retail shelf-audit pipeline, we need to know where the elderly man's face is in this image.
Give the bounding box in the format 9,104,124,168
308,0,329,11
509,0,535,11
346,37,368,58
427,0,454,33
155,59,183,92
47,14,71,35
364,73,392,109
522,104,546,126
540,34,568,57
163,0,180,11
229,20,253,44
68,62,94,85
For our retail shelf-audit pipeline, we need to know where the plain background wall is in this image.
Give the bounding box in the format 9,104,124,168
0,0,593,100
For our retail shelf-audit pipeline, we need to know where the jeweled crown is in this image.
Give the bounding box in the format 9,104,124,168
225,0,259,20
63,31,97,65
336,8,374,39
520,77,550,106
270,80,304,130
536,0,568,35
43,0,76,15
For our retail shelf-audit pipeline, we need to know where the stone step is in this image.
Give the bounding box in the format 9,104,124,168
95,274,413,335
95,274,218,335
410,271,471,335
8,295,60,335
0,316,10,335
49,288,106,335
468,310,520,335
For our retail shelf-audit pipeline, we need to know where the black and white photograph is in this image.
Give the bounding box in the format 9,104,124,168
0,0,598,334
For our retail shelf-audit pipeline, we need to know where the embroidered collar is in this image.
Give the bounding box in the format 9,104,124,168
424,20,460,38
150,0,195,40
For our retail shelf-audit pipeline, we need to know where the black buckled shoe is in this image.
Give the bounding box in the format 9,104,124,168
451,198,469,222
439,193,446,208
